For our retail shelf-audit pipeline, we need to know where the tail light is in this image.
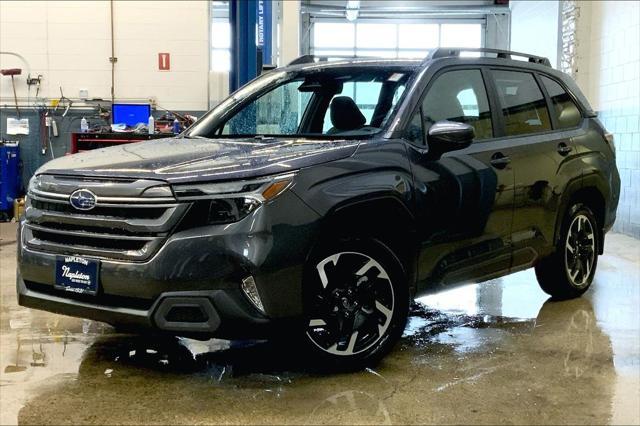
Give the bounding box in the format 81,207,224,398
604,132,615,157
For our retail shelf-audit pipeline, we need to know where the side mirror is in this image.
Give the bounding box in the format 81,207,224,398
427,120,474,158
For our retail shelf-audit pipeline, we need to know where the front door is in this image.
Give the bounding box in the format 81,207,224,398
406,68,515,290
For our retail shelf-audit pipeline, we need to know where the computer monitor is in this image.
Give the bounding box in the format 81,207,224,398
112,104,151,127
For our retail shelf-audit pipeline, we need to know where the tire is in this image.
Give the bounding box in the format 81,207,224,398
300,238,410,371
535,204,599,300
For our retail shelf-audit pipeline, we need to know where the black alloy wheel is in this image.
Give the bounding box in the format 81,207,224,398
535,204,599,299
302,239,409,370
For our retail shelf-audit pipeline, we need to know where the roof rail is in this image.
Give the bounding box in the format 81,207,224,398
287,54,377,66
288,55,319,66
425,48,551,66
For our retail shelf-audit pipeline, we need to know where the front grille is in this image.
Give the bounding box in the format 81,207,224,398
24,175,189,261
31,199,166,220
31,229,148,251
36,221,149,237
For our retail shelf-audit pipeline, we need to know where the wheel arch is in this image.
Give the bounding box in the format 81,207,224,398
308,195,419,294
556,180,607,255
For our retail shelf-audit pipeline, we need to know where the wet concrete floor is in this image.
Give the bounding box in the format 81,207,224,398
1,224,639,424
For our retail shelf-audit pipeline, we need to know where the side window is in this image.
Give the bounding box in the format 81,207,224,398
421,69,493,140
321,81,406,133
540,75,582,129
492,70,552,136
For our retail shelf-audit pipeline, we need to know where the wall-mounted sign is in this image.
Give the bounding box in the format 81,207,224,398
158,53,170,71
256,0,272,63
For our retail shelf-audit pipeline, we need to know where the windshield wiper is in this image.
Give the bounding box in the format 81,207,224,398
182,135,208,140
254,135,277,142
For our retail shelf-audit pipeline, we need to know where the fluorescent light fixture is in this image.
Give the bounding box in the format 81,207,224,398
346,0,360,21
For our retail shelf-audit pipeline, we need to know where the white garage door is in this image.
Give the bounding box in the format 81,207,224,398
311,21,483,59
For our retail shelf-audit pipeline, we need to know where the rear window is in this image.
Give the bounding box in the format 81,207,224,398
540,75,582,129
492,70,551,137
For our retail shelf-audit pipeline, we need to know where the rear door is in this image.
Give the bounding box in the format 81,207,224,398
488,68,581,270
407,67,516,288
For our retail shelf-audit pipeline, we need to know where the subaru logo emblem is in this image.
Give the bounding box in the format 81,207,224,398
69,189,97,211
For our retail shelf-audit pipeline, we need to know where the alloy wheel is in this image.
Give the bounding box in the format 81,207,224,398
564,214,596,288
306,251,395,356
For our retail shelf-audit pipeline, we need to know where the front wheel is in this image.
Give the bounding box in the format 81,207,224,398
301,238,409,371
535,204,599,299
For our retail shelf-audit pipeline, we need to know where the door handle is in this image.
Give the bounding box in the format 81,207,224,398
557,142,573,156
490,152,511,169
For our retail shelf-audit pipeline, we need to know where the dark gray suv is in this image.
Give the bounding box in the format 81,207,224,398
18,48,620,369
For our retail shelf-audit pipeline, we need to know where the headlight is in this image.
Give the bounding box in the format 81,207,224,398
27,175,39,193
173,173,295,225
207,197,261,224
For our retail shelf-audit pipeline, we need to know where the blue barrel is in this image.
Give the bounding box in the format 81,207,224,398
0,141,20,214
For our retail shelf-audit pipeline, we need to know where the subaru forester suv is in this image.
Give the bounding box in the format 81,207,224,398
18,48,620,369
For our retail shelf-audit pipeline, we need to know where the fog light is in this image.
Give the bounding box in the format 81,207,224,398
241,276,265,314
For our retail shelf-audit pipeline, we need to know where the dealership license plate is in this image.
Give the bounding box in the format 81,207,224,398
55,256,100,295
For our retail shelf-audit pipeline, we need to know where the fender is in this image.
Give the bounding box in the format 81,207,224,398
581,152,616,228
554,173,608,254
580,151,613,203
554,176,585,246
293,138,414,216
315,194,419,294
291,139,419,291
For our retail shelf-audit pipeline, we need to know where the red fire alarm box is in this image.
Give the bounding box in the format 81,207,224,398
158,53,170,71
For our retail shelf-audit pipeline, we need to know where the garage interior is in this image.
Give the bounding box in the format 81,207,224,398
0,0,639,424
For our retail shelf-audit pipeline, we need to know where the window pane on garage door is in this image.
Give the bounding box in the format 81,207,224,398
314,23,356,48
356,23,397,48
399,24,439,49
356,50,397,58
440,24,482,52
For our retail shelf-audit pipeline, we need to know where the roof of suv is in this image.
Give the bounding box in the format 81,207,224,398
282,48,595,117
285,48,551,69
284,58,423,73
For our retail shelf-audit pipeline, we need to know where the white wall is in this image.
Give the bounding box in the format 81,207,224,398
575,1,640,237
0,1,209,111
279,0,300,65
509,0,559,68
575,1,640,115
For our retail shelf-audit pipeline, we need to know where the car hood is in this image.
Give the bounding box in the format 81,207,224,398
37,137,361,183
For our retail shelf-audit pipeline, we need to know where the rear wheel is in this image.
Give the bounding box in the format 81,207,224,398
535,204,599,299
301,238,409,371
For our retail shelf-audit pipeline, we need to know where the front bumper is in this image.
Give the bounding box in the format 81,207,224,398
17,190,321,338
17,272,274,338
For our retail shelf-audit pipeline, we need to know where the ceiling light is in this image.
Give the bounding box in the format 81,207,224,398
346,0,360,21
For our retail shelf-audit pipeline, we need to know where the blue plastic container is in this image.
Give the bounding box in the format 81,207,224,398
0,141,20,215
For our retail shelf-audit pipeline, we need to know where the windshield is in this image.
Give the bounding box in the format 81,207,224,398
186,66,414,139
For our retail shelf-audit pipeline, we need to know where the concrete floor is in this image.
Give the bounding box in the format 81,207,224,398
1,222,639,425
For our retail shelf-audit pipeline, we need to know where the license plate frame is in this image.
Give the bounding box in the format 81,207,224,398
55,255,100,295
